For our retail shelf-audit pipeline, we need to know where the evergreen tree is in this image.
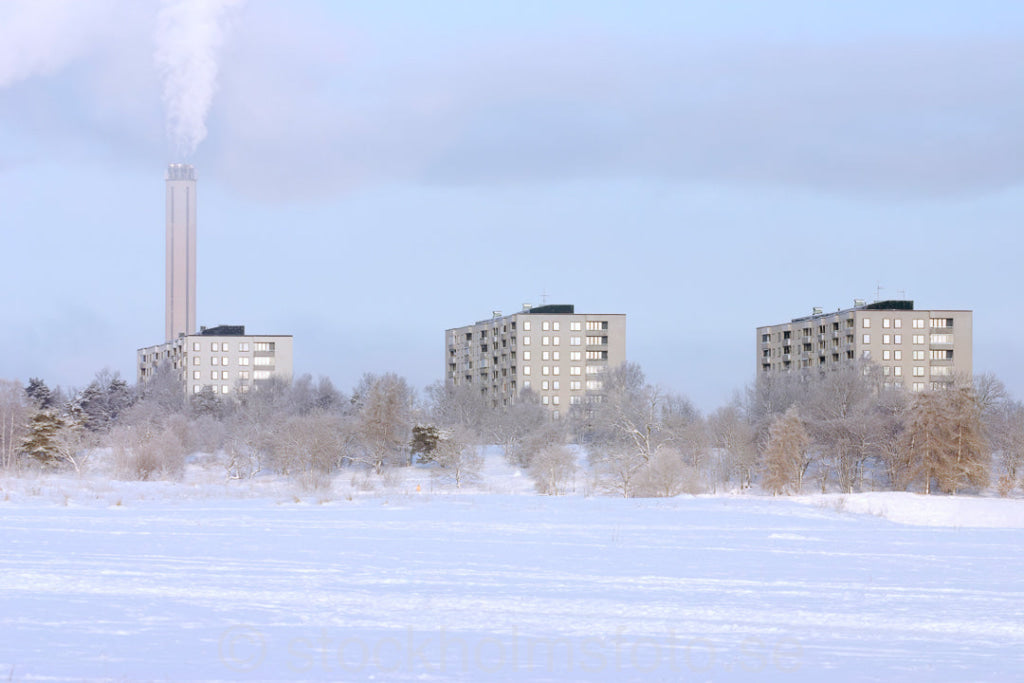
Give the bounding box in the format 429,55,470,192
20,410,64,468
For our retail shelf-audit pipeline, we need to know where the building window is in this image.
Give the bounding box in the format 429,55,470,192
570,351,581,361
882,334,891,345
542,321,550,331
912,382,925,392
552,396,560,405
192,356,200,365
254,342,274,352
552,381,560,390
239,371,250,380
193,370,201,379
882,350,891,361
542,336,550,346
542,351,550,361
552,366,560,375
221,385,230,394
253,370,271,380
239,342,250,352
586,380,603,391
193,385,202,394
913,335,925,344
894,319,902,329
570,367,582,376
552,352,560,361
894,350,902,360
239,357,250,366
553,336,560,346
862,334,870,344
542,396,550,405
523,366,531,376
552,322,560,331
211,357,219,366
541,381,549,391
931,366,952,376
523,380,531,390
570,395,582,405
913,366,925,377
523,321,531,331
542,366,550,376
211,342,219,352
913,350,924,360
862,318,871,328
930,334,953,344
883,319,891,328
570,337,581,346
862,350,871,360
192,342,200,351
913,319,925,329
570,381,582,391
894,366,902,376
523,336,531,346
570,322,582,331
894,335,902,344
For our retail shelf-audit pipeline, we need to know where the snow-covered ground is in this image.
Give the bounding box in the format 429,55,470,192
2,455,1023,682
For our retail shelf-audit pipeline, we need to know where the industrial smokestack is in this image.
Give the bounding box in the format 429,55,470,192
166,163,197,341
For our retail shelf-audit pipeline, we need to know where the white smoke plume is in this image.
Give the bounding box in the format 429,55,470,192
154,0,245,158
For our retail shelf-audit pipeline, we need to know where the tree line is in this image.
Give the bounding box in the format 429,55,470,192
2,361,1022,497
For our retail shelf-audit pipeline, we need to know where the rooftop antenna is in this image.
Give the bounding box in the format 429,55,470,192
540,288,550,305
897,288,906,299
875,282,885,301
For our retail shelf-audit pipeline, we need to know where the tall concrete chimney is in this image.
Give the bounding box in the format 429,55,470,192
165,163,197,341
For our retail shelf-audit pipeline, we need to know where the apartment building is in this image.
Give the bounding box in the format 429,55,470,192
138,325,293,396
757,300,972,391
446,304,626,418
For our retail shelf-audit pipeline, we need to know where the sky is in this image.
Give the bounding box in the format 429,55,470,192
1,0,1023,411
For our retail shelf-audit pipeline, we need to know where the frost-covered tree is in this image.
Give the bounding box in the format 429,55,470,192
0,379,31,470
529,443,578,495
487,388,547,467
707,402,758,490
350,373,414,474
431,426,483,489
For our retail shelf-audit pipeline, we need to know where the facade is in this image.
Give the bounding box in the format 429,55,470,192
165,163,197,341
446,304,626,417
138,325,293,396
757,300,972,392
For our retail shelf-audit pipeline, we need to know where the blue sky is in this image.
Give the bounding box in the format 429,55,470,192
1,0,1023,410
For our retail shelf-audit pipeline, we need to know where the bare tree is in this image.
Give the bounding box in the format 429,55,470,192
760,407,811,495
350,373,414,474
431,426,484,489
529,443,578,495
0,379,31,470
632,448,703,497
110,422,186,481
488,388,547,467
707,402,758,491
271,411,347,489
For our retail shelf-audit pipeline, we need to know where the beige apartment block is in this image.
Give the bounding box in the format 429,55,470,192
138,325,293,396
165,163,197,342
446,304,626,418
757,300,972,392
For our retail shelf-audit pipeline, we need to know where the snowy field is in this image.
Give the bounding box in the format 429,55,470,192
2,459,1024,682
